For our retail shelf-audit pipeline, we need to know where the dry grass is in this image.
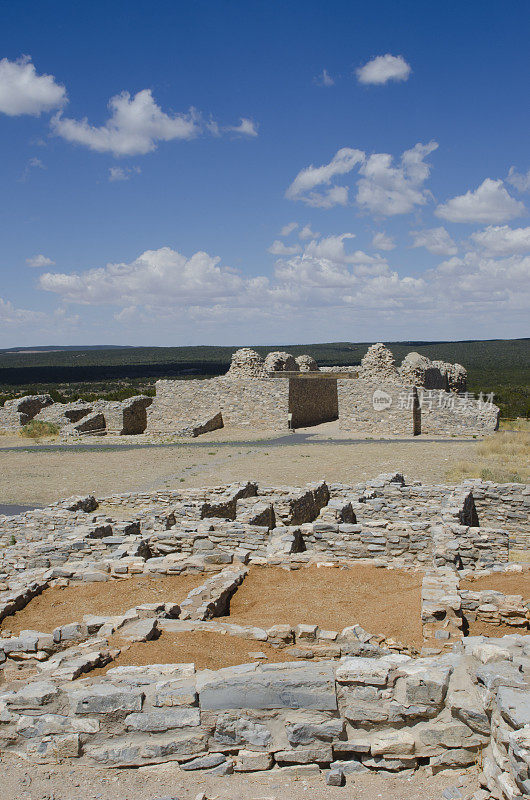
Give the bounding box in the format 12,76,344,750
445,431,529,484
19,420,59,440
500,418,530,432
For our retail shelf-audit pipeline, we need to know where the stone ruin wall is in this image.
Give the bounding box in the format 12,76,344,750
0,394,153,436
1,474,525,565
146,344,498,436
0,477,529,797
146,376,290,432
0,343,500,437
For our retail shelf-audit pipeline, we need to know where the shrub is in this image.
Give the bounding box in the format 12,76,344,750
20,420,60,439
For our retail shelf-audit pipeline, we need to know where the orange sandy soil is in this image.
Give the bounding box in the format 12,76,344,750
0,573,208,636
460,572,530,597
465,619,528,638
91,630,298,674
219,565,424,649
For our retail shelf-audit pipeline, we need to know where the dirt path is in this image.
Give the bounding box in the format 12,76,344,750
0,753,481,800
0,436,477,505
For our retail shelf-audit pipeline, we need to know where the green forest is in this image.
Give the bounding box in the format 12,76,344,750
1,338,528,418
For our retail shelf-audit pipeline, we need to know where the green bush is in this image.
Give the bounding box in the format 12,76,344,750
20,420,60,439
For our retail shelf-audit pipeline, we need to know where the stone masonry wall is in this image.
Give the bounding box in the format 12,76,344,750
147,377,290,432
288,377,338,428
1,638,529,800
337,379,499,436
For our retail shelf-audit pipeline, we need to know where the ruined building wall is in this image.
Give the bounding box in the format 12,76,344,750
288,377,338,428
147,376,290,432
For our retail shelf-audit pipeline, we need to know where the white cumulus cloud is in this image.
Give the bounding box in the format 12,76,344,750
286,142,437,216
52,89,201,156
356,54,411,85
280,222,298,237
436,178,525,224
372,232,396,251
28,234,530,337
226,117,258,136
507,167,530,193
39,247,256,307
286,147,365,207
470,225,530,256
268,240,301,256
410,227,457,256
298,224,320,240
26,254,55,268
0,56,67,116
356,141,437,216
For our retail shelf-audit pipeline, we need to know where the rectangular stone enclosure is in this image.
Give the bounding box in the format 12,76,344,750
288,376,339,428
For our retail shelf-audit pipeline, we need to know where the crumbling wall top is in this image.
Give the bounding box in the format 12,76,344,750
295,354,319,372
359,343,399,382
227,348,267,378
264,351,298,372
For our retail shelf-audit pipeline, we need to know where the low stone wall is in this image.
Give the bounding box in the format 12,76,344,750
464,481,530,548
1,476,522,568
0,636,528,800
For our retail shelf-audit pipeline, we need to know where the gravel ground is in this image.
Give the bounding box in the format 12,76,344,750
0,432,477,505
0,755,482,800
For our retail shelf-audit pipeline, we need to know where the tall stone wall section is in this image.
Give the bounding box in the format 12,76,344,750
337,379,499,436
288,377,338,428
147,377,290,432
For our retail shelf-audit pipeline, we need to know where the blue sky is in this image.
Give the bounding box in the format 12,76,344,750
0,0,529,347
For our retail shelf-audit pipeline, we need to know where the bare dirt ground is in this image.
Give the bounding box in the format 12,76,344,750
0,574,207,636
460,571,530,595
220,565,424,649
93,630,299,674
0,428,479,506
0,753,481,800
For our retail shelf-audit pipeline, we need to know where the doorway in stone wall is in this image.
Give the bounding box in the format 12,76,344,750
288,377,339,429
412,386,421,435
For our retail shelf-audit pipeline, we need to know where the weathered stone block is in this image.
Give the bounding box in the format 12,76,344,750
371,731,415,757
124,709,200,731
198,663,337,711
213,714,272,748
181,753,227,770
285,718,343,745
5,682,59,709
69,684,144,714
234,749,273,771
275,746,333,764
